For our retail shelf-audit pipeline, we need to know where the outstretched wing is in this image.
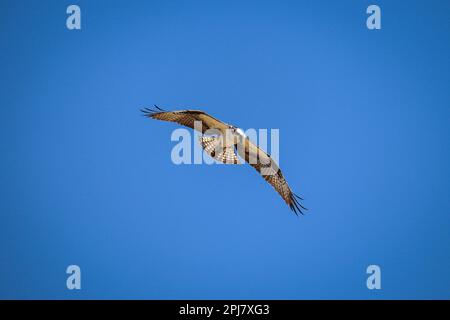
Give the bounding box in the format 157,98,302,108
236,139,306,215
141,106,229,133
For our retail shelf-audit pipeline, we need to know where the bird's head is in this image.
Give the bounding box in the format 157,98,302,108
229,126,246,143
229,125,246,137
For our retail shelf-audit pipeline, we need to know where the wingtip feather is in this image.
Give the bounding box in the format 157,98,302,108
141,106,166,118
290,193,306,215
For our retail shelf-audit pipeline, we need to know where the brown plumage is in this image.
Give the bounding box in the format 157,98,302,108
235,138,305,214
141,106,306,215
142,107,228,133
200,136,240,164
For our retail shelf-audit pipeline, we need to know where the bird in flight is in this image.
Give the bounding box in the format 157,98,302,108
141,106,307,215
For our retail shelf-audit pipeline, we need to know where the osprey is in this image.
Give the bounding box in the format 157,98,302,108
141,106,306,215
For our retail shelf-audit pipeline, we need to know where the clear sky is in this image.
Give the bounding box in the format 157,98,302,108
0,0,449,299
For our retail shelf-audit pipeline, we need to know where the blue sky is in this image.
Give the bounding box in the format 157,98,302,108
0,0,449,299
